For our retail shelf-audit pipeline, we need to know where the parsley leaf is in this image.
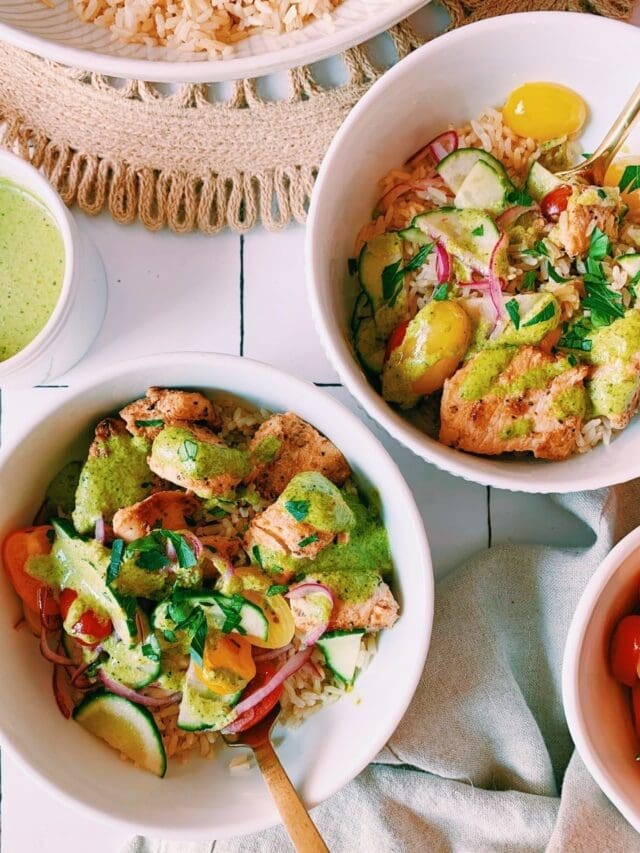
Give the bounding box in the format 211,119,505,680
523,302,556,327
583,280,624,326
381,243,433,305
136,550,171,571
588,227,610,262
547,265,569,283
521,240,548,258
520,270,537,291
107,538,125,585
403,243,433,272
213,593,247,634
505,298,520,329
285,499,310,522
189,610,208,667
567,354,578,366
165,531,197,569
507,186,533,206
142,638,161,662
471,225,484,237
163,628,178,643
597,188,607,200
252,545,263,567
298,534,319,548
433,283,448,301
134,418,164,428
619,164,640,194
558,318,593,352
125,529,196,572
267,584,289,597
178,438,199,463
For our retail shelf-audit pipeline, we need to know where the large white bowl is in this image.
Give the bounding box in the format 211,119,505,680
0,0,425,83
0,352,433,840
306,12,640,494
563,525,640,833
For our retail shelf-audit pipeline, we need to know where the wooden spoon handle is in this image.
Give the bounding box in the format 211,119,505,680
253,740,329,853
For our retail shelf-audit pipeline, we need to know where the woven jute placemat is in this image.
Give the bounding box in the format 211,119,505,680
0,0,632,234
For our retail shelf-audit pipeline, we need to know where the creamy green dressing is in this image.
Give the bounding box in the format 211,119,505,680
151,426,250,480
459,348,516,400
279,472,354,532
0,180,65,361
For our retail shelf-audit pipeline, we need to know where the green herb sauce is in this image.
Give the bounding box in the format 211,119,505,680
0,180,65,361
499,418,533,441
459,348,516,400
278,472,354,532
151,427,250,481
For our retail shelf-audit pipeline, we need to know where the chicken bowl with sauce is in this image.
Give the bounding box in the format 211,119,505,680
307,12,640,492
0,352,432,839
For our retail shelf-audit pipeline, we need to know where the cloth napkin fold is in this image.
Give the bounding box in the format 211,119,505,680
126,483,640,852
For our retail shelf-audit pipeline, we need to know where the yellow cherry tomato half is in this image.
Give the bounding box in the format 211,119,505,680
604,156,640,221
503,82,587,142
197,633,256,695
242,591,295,650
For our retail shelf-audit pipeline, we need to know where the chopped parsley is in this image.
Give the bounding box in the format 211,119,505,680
507,186,533,206
588,226,610,262
163,628,178,643
252,545,263,567
212,593,247,634
619,164,640,194
142,638,161,662
520,270,537,291
505,298,520,330
267,584,289,597
583,279,624,327
433,283,449,301
523,301,556,327
567,354,578,366
471,225,484,237
582,152,593,159
597,188,607,200
124,529,197,571
558,318,593,352
46,528,55,544
178,438,199,463
284,499,310,522
189,610,208,666
547,265,569,283
134,418,164,428
298,534,319,548
106,538,125,585
382,243,433,305
521,240,548,258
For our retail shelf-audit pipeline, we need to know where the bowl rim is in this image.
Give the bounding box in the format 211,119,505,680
0,0,426,84
0,350,433,839
305,10,640,495
562,524,640,834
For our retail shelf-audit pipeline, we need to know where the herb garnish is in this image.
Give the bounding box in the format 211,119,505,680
523,302,556,327
267,584,289,597
521,240,548,258
433,283,449,301
520,270,537,291
567,354,578,366
285,499,310,522
382,243,434,305
588,226,610,262
142,637,161,662
619,164,640,194
558,318,593,352
252,545,263,567
298,534,319,548
107,538,125,585
163,628,178,643
471,225,484,237
135,418,164,428
178,438,198,463
125,529,197,571
597,188,607,200
505,298,520,330
507,186,533,206
547,265,569,283
189,610,208,667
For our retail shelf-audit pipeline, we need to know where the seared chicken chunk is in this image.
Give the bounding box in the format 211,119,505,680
89,417,129,457
245,502,335,571
247,413,350,500
552,185,621,258
112,490,199,543
440,346,589,460
120,387,221,440
289,578,399,632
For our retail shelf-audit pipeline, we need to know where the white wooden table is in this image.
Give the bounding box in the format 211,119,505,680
2,5,638,850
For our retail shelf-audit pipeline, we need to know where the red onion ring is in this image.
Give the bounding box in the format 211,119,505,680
98,671,181,707
488,233,508,320
285,582,335,604
40,629,75,667
435,242,451,284
253,643,293,662
71,656,97,687
52,665,74,719
223,648,313,728
458,278,491,289
495,204,538,231
377,178,433,214
405,130,459,168
94,516,106,545
166,538,178,562
13,616,25,631
37,587,61,632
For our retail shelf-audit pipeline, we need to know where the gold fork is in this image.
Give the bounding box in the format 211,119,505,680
222,704,329,853
555,82,640,185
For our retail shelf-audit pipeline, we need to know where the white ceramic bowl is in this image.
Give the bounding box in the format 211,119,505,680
0,0,425,84
0,151,106,388
306,12,640,494
563,525,640,833
0,351,433,840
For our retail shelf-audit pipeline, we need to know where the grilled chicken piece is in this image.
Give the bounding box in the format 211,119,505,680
120,387,221,440
289,578,399,632
247,413,350,500
589,356,640,429
244,503,334,574
552,185,621,258
89,417,129,457
440,346,589,460
112,491,199,543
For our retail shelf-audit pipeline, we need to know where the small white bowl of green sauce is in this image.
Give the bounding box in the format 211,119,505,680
0,151,106,388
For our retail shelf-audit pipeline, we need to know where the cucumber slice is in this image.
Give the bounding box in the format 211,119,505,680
73,690,166,777
414,208,503,276
62,632,99,666
525,160,562,202
358,233,403,310
317,629,365,685
618,253,640,279
354,317,386,375
236,598,269,641
100,635,161,689
437,147,512,193
177,661,241,732
152,591,269,643
398,226,433,247
454,160,511,214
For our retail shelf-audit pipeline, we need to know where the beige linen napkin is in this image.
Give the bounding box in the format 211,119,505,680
125,484,640,852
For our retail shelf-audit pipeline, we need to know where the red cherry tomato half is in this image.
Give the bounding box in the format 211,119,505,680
59,587,113,646
1,526,59,616
385,320,410,363
610,614,640,687
230,661,283,733
540,184,572,222
59,588,78,621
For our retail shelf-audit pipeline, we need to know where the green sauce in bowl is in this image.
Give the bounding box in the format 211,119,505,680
0,180,65,361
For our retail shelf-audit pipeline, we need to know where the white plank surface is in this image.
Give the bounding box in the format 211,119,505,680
3,3,639,848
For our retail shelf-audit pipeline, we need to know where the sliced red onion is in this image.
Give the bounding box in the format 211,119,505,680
94,517,106,545
285,582,335,604
13,616,25,631
435,242,451,284
166,538,178,562
223,648,313,729
181,531,204,561
52,665,73,719
253,643,293,662
71,656,98,687
37,587,61,632
405,130,459,168
458,278,491,289
377,178,432,213
40,629,75,667
495,204,538,231
98,670,181,707
488,233,508,320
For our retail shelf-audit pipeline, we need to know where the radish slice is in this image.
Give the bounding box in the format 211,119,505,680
40,630,75,667
405,130,459,168
496,205,538,230
52,665,74,719
94,517,106,545
286,583,334,646
223,648,313,727
435,242,451,284
253,643,293,662
488,233,508,320
98,671,181,707
458,278,491,289
286,582,335,604
166,538,177,563
377,178,432,213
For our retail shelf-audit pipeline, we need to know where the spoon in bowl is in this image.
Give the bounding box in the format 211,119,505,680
555,82,640,185
222,704,329,853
